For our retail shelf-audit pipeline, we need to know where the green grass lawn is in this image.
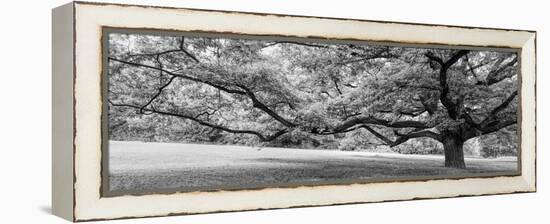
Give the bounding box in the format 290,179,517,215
108,141,518,193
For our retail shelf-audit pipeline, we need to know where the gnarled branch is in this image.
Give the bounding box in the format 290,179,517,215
108,100,287,142
479,118,517,135
425,50,470,119
109,57,246,95
360,125,441,147
332,115,433,133
479,90,518,128
376,109,427,118
109,57,296,128
484,56,518,85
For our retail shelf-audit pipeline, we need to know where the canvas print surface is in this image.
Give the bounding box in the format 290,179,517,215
105,31,519,194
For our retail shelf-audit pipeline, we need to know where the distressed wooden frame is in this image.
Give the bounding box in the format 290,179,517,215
52,1,536,222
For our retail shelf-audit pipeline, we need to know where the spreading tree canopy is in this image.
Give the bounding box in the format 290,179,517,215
108,33,518,168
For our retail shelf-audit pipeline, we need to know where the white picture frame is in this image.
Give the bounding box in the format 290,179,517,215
52,1,536,221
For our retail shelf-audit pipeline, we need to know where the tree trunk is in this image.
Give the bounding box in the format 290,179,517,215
443,136,466,168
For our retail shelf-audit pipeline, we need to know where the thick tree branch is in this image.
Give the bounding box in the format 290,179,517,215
109,100,287,142
236,84,297,127
460,111,479,126
425,50,470,119
484,56,518,85
459,90,518,140
490,91,518,116
332,115,433,133
113,48,327,130
444,50,470,68
479,90,518,127
109,57,247,95
479,118,517,135
360,125,395,145
424,52,444,65
110,57,297,128
376,109,427,118
360,125,441,147
467,55,518,87
313,126,361,135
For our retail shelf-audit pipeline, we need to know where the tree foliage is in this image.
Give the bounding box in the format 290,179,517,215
107,33,518,167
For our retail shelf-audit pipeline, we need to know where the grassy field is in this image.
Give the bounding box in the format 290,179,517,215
108,141,518,192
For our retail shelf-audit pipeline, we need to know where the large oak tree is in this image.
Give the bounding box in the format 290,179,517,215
108,33,518,168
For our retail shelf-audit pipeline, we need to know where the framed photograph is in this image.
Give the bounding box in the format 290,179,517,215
52,1,536,222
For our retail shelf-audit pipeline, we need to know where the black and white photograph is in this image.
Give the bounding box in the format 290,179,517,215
105,30,520,194
4,0,546,222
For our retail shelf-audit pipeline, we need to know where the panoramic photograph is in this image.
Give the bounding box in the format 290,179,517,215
105,32,519,193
